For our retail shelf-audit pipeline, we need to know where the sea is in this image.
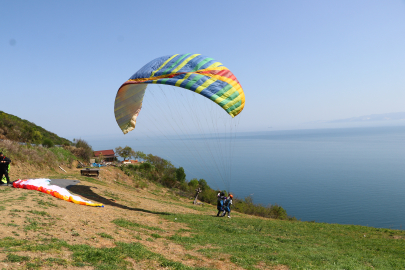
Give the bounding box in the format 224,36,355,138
90,125,405,230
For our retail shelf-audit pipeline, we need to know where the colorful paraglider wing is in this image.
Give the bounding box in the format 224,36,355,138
114,54,245,134
13,179,104,207
114,84,147,134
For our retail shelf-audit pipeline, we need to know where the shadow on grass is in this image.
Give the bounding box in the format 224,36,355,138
67,185,171,216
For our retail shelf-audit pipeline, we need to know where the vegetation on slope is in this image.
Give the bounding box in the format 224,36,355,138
119,151,291,220
0,167,404,270
0,111,71,146
0,140,76,168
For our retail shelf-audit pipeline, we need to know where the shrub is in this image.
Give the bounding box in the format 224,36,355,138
269,204,288,219
175,167,186,183
188,179,199,189
139,162,152,171
199,188,217,204
42,138,54,148
178,182,189,192
73,138,93,161
127,164,138,171
161,175,177,188
198,179,209,190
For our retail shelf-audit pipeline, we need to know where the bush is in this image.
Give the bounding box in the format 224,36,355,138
161,175,177,188
139,162,153,171
199,188,217,204
175,167,186,183
42,138,54,148
188,179,199,189
127,164,138,171
269,204,288,219
178,182,189,192
73,138,93,161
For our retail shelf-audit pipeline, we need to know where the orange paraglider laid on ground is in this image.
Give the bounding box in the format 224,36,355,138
13,179,103,207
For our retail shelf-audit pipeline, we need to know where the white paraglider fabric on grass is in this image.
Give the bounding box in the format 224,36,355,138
13,178,103,207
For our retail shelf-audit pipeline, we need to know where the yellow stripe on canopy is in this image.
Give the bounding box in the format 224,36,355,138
194,78,218,94
170,54,200,74
174,73,194,87
206,62,223,68
150,54,179,77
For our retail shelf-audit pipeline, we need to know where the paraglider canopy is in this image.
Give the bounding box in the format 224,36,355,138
114,54,245,134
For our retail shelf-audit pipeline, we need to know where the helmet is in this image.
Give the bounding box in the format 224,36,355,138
230,194,233,198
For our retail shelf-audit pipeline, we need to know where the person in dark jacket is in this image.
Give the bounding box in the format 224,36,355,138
0,152,12,186
216,192,226,216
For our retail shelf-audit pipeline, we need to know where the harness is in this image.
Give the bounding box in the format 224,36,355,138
1,164,10,184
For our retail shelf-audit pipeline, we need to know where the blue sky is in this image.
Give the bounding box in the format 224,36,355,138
1,0,405,141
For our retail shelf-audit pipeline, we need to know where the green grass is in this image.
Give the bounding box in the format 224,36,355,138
35,199,58,208
45,257,68,267
137,195,208,212
24,217,41,231
23,215,56,232
103,190,120,200
48,147,77,162
0,237,198,270
5,253,30,262
0,188,12,194
97,232,114,239
112,218,164,232
79,176,106,186
10,209,23,212
28,210,50,216
162,214,405,269
151,233,162,238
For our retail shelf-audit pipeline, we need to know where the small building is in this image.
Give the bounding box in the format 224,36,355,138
122,159,140,165
93,149,117,162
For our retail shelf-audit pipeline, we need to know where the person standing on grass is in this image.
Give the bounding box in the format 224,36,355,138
217,192,226,216
0,152,12,186
223,194,233,218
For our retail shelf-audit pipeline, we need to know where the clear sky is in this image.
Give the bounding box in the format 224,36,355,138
1,0,405,141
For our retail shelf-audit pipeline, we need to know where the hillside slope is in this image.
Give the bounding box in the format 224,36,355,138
0,112,404,269
1,164,404,270
1,165,249,270
0,111,71,145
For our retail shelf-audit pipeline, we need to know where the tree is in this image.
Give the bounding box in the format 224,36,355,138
115,146,135,161
176,167,186,183
133,151,146,161
198,179,209,190
97,152,105,163
73,138,93,161
193,187,202,205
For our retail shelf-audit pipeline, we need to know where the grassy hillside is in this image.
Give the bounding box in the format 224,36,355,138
1,114,404,269
0,111,71,146
0,163,404,270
